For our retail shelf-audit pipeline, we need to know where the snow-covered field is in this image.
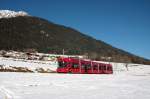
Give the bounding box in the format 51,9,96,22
0,63,150,99
0,57,58,72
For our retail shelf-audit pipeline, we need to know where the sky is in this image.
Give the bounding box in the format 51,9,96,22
0,0,150,59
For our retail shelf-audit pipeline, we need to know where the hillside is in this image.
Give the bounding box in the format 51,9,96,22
0,11,150,64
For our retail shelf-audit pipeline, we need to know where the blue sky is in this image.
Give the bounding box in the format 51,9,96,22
0,0,150,59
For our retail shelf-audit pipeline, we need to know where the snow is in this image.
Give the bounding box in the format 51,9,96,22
0,56,127,73
0,57,150,99
0,10,29,19
0,50,84,72
0,57,58,72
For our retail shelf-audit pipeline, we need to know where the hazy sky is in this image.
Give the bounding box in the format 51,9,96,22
0,0,150,59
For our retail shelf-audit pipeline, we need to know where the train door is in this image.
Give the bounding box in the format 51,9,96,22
80,60,91,74
92,62,98,74
106,64,113,74
98,63,105,74
98,63,102,74
71,58,80,73
86,61,92,73
81,60,86,73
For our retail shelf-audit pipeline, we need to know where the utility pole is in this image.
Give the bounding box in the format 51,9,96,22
62,49,65,55
108,57,111,64
79,58,81,73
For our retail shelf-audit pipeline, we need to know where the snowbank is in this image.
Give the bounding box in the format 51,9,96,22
0,57,58,73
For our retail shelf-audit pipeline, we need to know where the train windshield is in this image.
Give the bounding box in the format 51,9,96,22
58,61,68,68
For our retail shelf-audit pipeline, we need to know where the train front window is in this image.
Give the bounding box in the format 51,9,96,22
58,61,68,68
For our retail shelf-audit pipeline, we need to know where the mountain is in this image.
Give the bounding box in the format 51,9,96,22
0,10,150,64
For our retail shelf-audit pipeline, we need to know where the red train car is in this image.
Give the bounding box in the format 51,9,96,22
57,57,113,74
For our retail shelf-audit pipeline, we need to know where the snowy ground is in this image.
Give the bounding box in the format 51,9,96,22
0,64,150,99
0,57,58,72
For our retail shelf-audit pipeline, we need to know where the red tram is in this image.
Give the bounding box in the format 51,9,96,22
57,57,113,74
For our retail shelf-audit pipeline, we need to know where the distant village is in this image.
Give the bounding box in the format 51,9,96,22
0,50,84,61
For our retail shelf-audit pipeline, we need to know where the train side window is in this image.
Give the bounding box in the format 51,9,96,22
109,67,112,71
93,65,98,70
81,64,85,69
103,66,106,70
100,65,105,70
99,66,102,70
107,66,109,70
87,64,91,70
107,66,112,71
72,63,79,68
